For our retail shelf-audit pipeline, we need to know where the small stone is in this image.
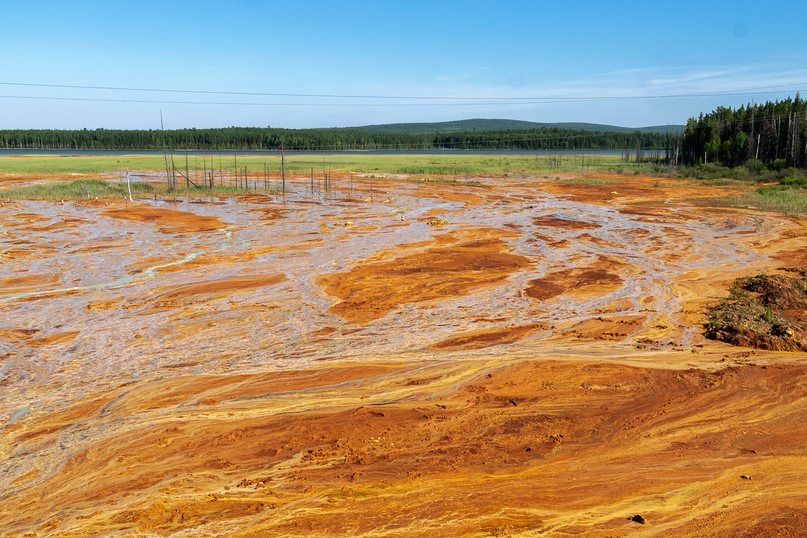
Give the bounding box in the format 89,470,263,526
629,514,646,524
741,475,751,480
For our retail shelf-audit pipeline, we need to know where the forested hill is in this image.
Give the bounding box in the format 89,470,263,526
351,119,685,135
0,123,681,152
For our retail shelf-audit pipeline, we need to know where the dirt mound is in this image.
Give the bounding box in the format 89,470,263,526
704,270,807,351
741,271,807,310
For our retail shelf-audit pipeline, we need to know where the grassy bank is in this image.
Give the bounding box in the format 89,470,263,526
1,179,155,200
0,178,285,201
0,152,624,177
619,161,807,217
702,185,807,216
3,153,807,216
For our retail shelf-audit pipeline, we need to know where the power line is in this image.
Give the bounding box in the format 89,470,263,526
0,94,573,106
0,81,804,104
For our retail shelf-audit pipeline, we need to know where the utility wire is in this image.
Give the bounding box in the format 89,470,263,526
0,81,804,103
0,94,583,106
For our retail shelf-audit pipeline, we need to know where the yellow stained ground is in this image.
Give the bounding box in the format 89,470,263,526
1,171,806,537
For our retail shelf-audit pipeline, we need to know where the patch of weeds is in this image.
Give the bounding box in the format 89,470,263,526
779,173,807,188
393,165,484,175
417,177,483,187
697,187,807,216
2,179,155,200
700,178,741,187
563,177,618,186
0,178,283,201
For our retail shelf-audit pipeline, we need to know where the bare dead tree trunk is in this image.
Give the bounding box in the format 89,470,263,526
126,168,133,202
160,111,172,192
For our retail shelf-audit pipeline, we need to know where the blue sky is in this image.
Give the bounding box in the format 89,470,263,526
1,0,805,130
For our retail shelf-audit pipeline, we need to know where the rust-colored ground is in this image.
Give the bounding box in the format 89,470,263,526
103,204,227,233
319,229,528,324
2,171,807,537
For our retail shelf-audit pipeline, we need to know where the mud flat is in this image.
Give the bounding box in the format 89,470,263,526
1,172,807,536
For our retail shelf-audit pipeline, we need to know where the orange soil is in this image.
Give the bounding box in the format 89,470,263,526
526,267,623,301
3,360,807,536
149,273,287,304
428,322,548,350
2,171,807,537
319,229,529,324
532,215,601,230
102,204,227,233
0,273,62,294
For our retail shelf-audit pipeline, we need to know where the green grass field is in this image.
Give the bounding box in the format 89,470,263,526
702,186,807,216
0,178,277,200
0,152,624,177
2,153,807,217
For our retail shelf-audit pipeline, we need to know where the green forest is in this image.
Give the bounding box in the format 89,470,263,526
681,94,806,169
0,125,676,153
2,96,805,172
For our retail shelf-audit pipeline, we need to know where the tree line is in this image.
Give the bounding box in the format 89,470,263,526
0,126,677,152
681,94,806,169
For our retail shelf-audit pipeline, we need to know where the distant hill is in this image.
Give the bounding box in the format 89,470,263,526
349,119,685,135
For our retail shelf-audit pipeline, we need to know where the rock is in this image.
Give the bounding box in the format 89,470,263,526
741,475,752,480
629,514,646,524
771,324,795,338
